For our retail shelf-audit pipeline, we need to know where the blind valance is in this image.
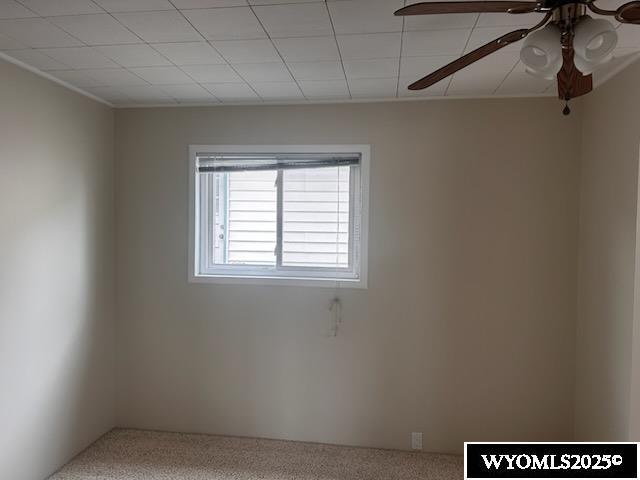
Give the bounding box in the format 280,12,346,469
197,153,360,173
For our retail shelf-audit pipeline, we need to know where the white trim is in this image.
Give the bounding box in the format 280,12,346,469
188,145,370,289
630,145,640,440
114,93,556,109
0,52,113,107
189,274,365,289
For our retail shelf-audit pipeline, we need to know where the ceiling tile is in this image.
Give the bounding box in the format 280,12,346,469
82,67,150,86
496,64,552,95
114,11,202,43
249,0,320,4
48,14,142,46
298,79,349,98
593,0,629,9
172,0,248,7
180,64,243,82
399,55,456,79
84,86,132,103
152,42,225,65
287,61,344,81
612,47,640,59
129,66,196,84
0,1,37,19
251,81,303,99
253,3,333,38
465,27,522,53
592,53,636,84
249,0,325,5
48,69,105,87
39,46,119,68
343,58,398,79
92,0,175,12
4,48,69,70
161,84,218,102
8,49,69,71
347,77,397,97
201,82,259,100
273,36,339,62
0,32,27,49
616,24,640,48
18,0,102,16
182,7,266,40
97,44,172,67
232,62,292,82
337,33,401,60
4,0,614,104
476,12,544,27
327,0,403,35
402,30,469,57
212,39,280,63
405,13,478,31
0,18,82,48
398,77,447,96
447,51,519,95
117,85,176,103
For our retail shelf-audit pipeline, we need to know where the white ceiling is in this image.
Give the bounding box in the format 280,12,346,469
1,0,639,106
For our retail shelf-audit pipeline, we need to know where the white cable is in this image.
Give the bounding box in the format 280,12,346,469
329,297,342,337
330,167,343,337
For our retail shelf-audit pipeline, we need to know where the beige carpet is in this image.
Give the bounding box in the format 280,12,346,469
49,429,462,479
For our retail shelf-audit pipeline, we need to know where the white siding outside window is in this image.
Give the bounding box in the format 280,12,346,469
282,166,350,269
219,170,277,266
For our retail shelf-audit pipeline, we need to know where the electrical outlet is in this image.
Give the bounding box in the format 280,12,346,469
411,432,423,450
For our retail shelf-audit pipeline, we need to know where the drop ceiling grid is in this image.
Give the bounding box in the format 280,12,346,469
0,0,637,106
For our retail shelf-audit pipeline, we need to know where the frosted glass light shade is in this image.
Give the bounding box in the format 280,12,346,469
574,17,617,64
573,51,613,74
520,24,563,79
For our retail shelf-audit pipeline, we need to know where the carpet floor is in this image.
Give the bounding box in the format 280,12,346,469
49,429,463,479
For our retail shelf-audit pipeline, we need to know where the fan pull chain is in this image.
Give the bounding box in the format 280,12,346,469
563,98,571,116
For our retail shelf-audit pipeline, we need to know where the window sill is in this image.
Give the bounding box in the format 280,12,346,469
189,273,367,289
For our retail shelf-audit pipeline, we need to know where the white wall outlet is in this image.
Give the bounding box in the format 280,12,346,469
411,432,423,450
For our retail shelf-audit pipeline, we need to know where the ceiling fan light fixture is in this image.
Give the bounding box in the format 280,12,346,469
520,24,563,78
573,51,614,74
524,65,560,80
573,17,618,64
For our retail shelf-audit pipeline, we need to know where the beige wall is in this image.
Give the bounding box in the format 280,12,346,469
115,98,582,453
0,59,115,479
1,46,638,469
576,59,640,441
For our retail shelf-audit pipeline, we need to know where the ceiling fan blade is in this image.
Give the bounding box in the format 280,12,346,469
557,48,593,101
395,1,538,15
589,0,640,23
616,1,640,23
408,29,528,90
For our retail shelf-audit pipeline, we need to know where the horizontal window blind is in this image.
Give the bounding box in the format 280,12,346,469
197,153,360,173
282,166,350,269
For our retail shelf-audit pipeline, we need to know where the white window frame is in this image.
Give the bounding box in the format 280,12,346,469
188,145,370,288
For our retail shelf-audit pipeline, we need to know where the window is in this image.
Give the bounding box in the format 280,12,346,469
189,145,369,287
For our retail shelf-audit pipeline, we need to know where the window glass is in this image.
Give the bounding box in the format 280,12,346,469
213,170,277,266
282,166,350,269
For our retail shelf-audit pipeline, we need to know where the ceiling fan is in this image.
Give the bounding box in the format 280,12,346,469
395,0,640,114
